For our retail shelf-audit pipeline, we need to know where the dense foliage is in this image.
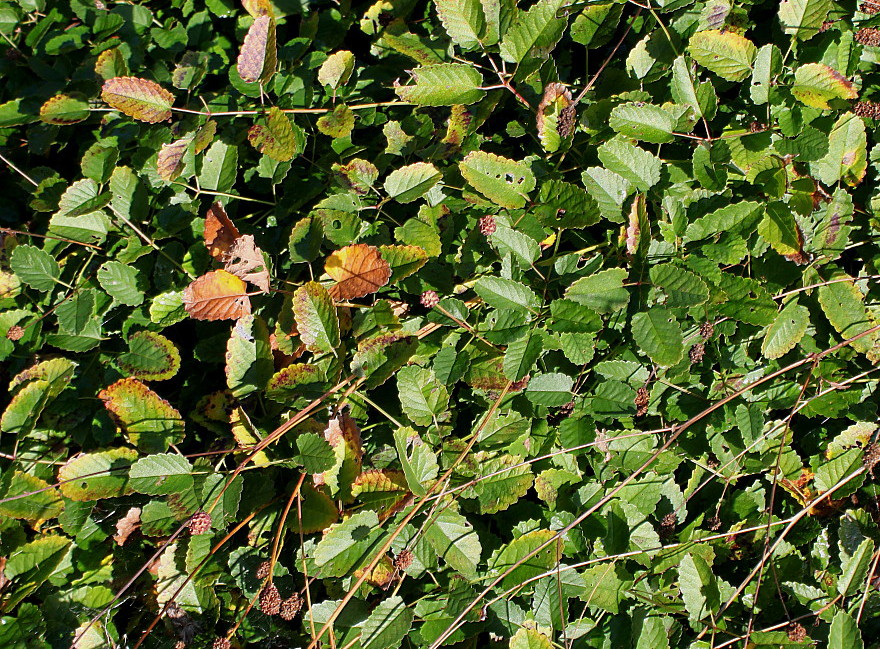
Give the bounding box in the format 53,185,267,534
2,0,880,646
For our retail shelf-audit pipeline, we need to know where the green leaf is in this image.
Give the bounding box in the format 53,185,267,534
684,201,762,242
758,203,803,256
297,484,339,534
818,271,880,362
492,529,560,590
537,179,601,229
475,276,540,313
829,611,863,649
0,471,63,521
679,552,719,621
631,308,684,367
762,300,809,359
293,281,340,355
226,314,273,398
609,102,677,144
379,245,429,283
649,264,709,308
394,427,439,497
360,596,414,649
499,0,567,63
689,29,757,81
581,166,632,222
813,448,864,498
504,330,543,381
99,378,185,452
115,330,181,381
10,245,60,292
295,432,336,474
150,291,187,326
597,138,662,192
460,151,536,209
313,510,383,577
526,372,573,406
473,454,533,513
565,268,630,313
750,44,782,104
395,63,485,106
435,0,485,49
317,50,355,88
398,365,449,426
490,222,540,266
39,93,89,125
672,56,717,119
510,628,552,649
581,564,630,614
200,140,238,193
791,63,856,109
128,453,194,495
811,112,867,187
383,162,442,203
779,0,832,40
838,538,874,597
423,506,482,579
97,261,144,306
58,448,137,501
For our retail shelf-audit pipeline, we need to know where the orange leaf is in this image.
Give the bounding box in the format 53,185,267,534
101,77,174,123
204,202,241,261
183,270,251,321
325,244,391,300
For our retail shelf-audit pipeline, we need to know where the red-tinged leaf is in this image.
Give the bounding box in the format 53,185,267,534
183,270,251,321
352,469,411,518
101,77,174,123
39,94,90,125
237,15,277,84
94,48,128,80
204,202,241,261
99,378,184,452
157,137,190,182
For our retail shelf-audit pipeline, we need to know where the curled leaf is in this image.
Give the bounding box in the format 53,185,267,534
183,270,251,321
204,202,241,261
101,77,174,123
325,244,392,300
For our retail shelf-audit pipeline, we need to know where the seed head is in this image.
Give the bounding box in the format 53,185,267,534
854,101,880,120
256,561,271,581
280,594,303,621
634,386,649,417
393,549,414,571
479,215,496,236
856,27,880,46
6,325,23,341
420,290,439,308
699,321,714,340
212,638,231,649
259,583,281,616
689,343,705,364
861,1,880,14
188,511,212,535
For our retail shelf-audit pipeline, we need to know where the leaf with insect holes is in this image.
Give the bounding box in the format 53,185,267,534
383,162,442,203
318,50,356,88
293,281,340,355
115,331,181,381
99,378,184,452
39,94,89,125
183,270,251,321
237,15,276,84
57,448,137,501
203,202,241,261
762,299,809,359
223,234,270,293
101,77,174,123
325,244,391,300
460,151,536,209
395,63,485,106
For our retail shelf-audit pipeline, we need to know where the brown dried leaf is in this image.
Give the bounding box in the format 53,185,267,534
224,234,270,293
183,270,251,321
204,202,241,261
237,15,277,84
113,506,142,546
324,244,391,300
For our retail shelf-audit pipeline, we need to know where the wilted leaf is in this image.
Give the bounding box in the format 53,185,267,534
224,234,271,293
